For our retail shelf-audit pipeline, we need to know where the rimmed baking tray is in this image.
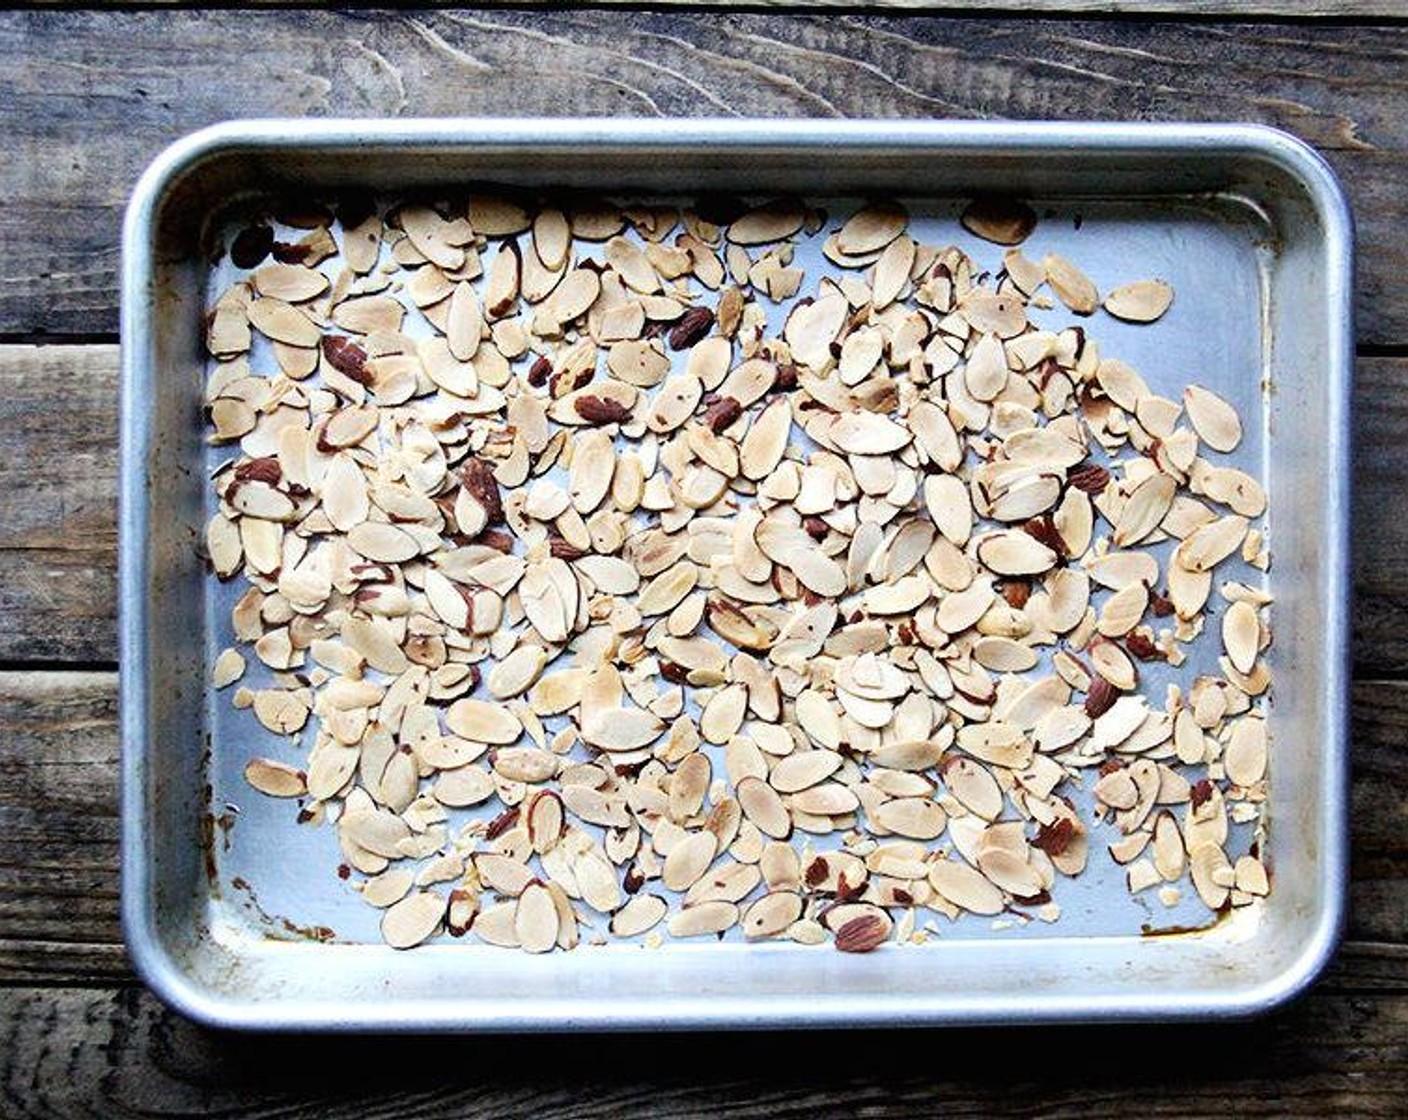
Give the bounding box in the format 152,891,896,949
120,119,1351,1030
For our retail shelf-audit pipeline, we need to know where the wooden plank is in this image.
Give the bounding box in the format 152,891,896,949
10,1,1408,16
2,667,1404,984
5,346,1403,670
0,346,116,664
1,957,1406,1117
0,12,1406,341
0,673,125,984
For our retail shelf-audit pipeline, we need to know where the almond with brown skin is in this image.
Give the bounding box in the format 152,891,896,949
322,335,371,384
668,306,716,350
704,395,743,433
230,224,274,268
1084,676,1118,718
460,459,503,524
573,395,632,425
834,912,890,953
1067,463,1110,494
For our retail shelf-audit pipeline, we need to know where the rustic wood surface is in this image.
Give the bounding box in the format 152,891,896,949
1,5,1405,1118
3,12,1408,343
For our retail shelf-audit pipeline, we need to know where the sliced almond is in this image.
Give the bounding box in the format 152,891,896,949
1103,279,1173,323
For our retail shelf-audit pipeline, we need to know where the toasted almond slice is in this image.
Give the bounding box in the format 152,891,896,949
977,530,1057,576
253,262,329,303
1184,385,1243,453
400,205,465,269
580,708,664,751
929,858,1006,914
1113,473,1176,547
212,647,246,688
515,882,560,954
244,757,307,798
942,757,1003,820
960,197,1036,246
611,893,668,937
770,750,842,793
433,765,496,808
937,582,995,634
252,690,309,735
472,901,521,948
670,752,713,820
1152,811,1186,881
381,890,445,949
662,831,719,891
739,397,792,481
1189,843,1232,909
1043,254,1098,315
446,281,482,361
1103,279,1173,323
1224,716,1268,786
1095,359,1149,412
445,699,522,745
1098,581,1150,638
568,429,616,515
872,797,947,840
728,200,803,245
519,558,577,643
1222,600,1261,675
604,236,661,294
638,560,700,617
1235,855,1270,897
332,294,404,335
468,194,531,236
741,891,803,940
873,235,916,310
700,684,747,746
668,900,739,938
829,410,911,454
737,775,791,839
533,207,571,270
488,645,549,700
964,333,1009,401
784,548,848,598
347,521,419,563
1168,558,1213,620
647,373,703,435
247,297,320,347
837,201,908,254
544,268,601,328
1177,515,1249,573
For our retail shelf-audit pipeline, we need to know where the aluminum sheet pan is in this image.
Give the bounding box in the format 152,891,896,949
120,119,1352,1031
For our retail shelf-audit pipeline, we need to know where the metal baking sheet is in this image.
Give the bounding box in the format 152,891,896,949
120,119,1351,1030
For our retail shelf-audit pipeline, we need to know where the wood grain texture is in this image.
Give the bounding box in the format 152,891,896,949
1,11,1406,341
2,959,1407,1119
5,347,1402,670
0,346,116,665
1,668,1403,984
16,0,1408,13
0,673,124,984
10,1,1408,15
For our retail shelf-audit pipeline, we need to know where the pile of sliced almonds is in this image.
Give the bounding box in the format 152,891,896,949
207,189,1271,954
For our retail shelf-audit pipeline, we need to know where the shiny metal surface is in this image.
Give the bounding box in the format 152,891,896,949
120,119,1352,1031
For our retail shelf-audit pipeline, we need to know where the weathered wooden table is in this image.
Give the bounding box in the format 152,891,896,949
2,7,1406,1115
